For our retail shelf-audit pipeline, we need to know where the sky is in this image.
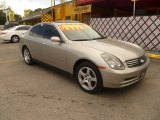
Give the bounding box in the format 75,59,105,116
2,0,69,16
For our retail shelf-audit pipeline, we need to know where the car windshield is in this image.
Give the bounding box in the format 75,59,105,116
59,24,106,41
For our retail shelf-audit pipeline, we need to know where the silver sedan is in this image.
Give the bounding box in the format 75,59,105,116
19,21,150,93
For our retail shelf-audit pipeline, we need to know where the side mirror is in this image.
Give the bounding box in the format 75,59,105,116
51,37,61,42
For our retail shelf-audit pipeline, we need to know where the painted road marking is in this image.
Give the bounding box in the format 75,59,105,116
0,59,22,64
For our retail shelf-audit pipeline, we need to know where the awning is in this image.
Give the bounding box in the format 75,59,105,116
21,7,52,22
76,0,160,10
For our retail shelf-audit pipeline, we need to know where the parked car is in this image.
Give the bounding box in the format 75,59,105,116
0,25,31,43
3,22,19,30
19,21,150,93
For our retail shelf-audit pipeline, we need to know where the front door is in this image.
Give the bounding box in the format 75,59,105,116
41,24,67,71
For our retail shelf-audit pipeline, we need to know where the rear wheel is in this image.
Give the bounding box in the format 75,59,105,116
75,62,103,94
11,35,19,43
23,47,33,65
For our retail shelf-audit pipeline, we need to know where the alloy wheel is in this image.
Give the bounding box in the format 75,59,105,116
23,49,31,64
78,67,97,91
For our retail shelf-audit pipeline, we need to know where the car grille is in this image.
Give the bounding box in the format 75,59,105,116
126,55,147,68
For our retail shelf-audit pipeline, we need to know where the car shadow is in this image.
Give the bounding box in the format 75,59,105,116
32,61,76,84
0,41,17,44
0,41,10,44
31,60,144,96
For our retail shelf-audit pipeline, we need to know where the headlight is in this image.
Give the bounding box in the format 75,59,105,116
101,53,125,70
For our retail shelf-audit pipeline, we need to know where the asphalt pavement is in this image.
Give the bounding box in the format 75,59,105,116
0,39,160,120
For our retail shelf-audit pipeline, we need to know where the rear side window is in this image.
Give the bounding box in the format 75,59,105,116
29,25,43,38
43,25,60,39
16,26,31,31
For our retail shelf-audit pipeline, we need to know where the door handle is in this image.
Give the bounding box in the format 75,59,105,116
42,43,46,45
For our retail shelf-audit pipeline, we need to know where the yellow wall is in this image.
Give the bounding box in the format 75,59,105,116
22,1,86,25
54,6,61,20
54,2,74,21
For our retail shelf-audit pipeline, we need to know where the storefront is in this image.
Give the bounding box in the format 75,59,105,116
21,1,75,25
21,8,51,25
76,0,160,17
21,1,93,25
74,4,91,24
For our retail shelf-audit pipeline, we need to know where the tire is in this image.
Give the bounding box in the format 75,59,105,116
11,35,19,43
75,62,103,94
23,47,33,65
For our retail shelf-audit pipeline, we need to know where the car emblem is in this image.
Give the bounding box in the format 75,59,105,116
140,58,145,63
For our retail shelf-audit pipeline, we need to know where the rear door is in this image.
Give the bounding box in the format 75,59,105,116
27,24,44,60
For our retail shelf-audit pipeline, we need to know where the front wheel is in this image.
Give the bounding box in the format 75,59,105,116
23,47,33,65
75,62,103,94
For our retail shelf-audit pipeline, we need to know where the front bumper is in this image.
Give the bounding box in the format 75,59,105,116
100,57,150,88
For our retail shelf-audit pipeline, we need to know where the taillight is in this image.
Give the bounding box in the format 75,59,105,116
0,32,7,35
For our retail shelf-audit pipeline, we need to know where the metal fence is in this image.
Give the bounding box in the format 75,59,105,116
90,16,160,52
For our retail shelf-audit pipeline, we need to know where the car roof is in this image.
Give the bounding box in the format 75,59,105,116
33,21,83,28
54,21,82,26
16,25,32,27
55,20,80,23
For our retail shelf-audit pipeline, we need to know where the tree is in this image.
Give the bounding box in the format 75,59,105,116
29,8,42,15
34,8,42,13
0,10,6,24
14,14,22,22
29,10,34,15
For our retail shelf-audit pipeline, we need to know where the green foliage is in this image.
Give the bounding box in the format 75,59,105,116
0,10,6,24
34,8,42,13
29,8,42,15
14,14,22,22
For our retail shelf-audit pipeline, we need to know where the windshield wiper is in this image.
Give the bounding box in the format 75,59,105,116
92,37,107,40
73,37,107,41
73,39,93,41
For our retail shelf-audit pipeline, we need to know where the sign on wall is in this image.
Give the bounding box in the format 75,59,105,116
24,10,30,17
9,11,15,22
74,5,91,14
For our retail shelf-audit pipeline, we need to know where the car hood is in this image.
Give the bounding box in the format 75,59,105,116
75,38,145,62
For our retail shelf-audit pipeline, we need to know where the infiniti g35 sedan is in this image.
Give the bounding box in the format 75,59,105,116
19,21,150,93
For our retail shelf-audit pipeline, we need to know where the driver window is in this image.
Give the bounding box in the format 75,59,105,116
43,25,60,40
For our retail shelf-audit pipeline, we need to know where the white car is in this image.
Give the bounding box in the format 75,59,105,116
0,25,31,43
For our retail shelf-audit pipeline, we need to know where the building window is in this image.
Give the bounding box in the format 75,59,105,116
66,16,71,20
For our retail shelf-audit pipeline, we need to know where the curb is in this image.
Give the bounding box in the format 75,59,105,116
147,53,160,59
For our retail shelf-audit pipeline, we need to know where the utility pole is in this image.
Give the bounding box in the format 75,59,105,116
51,0,55,21
4,0,8,24
131,0,139,17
